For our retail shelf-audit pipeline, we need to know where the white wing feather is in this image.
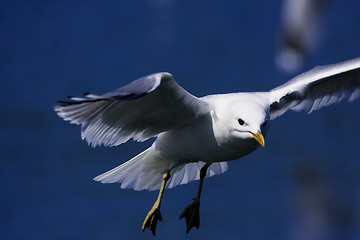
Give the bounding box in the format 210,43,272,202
55,72,209,147
269,58,360,119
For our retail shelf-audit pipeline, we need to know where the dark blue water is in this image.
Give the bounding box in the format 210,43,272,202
1,1,360,240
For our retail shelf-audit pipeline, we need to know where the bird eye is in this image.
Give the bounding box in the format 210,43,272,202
238,118,245,126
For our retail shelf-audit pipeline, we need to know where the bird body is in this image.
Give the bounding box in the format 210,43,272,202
92,92,269,191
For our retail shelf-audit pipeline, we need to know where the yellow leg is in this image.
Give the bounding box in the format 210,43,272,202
179,163,210,233
142,170,170,236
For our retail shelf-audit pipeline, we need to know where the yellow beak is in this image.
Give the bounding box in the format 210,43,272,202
250,130,265,147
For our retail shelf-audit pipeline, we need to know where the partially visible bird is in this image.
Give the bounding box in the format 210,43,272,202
276,0,331,73
55,58,360,235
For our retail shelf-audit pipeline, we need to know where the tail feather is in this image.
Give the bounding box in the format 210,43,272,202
94,147,228,191
93,148,170,191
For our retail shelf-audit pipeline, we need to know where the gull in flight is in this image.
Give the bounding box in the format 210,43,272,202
55,58,360,235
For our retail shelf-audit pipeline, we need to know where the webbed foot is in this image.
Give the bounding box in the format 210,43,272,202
142,170,170,236
179,198,200,233
142,206,162,236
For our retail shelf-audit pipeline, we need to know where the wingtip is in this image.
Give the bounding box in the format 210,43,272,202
93,173,107,183
153,72,173,80
92,175,101,182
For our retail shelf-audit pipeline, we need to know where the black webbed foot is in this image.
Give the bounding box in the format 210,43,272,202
179,198,200,233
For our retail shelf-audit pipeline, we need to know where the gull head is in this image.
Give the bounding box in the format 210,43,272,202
215,98,269,147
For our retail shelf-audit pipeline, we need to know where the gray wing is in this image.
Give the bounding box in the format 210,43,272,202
55,72,209,147
269,58,360,120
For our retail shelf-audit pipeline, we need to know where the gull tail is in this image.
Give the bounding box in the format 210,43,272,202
93,147,170,191
94,147,229,191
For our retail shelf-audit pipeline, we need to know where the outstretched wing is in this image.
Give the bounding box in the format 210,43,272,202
269,58,360,120
55,72,209,147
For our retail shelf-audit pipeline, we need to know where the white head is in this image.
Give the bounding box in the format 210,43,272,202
212,96,269,147
231,101,269,146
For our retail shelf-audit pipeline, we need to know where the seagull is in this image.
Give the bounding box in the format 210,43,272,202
276,0,331,73
55,58,360,235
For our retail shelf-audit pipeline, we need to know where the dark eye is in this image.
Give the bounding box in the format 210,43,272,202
238,118,245,126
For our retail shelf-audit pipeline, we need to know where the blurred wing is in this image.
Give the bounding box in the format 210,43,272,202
269,58,360,120
55,72,209,147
